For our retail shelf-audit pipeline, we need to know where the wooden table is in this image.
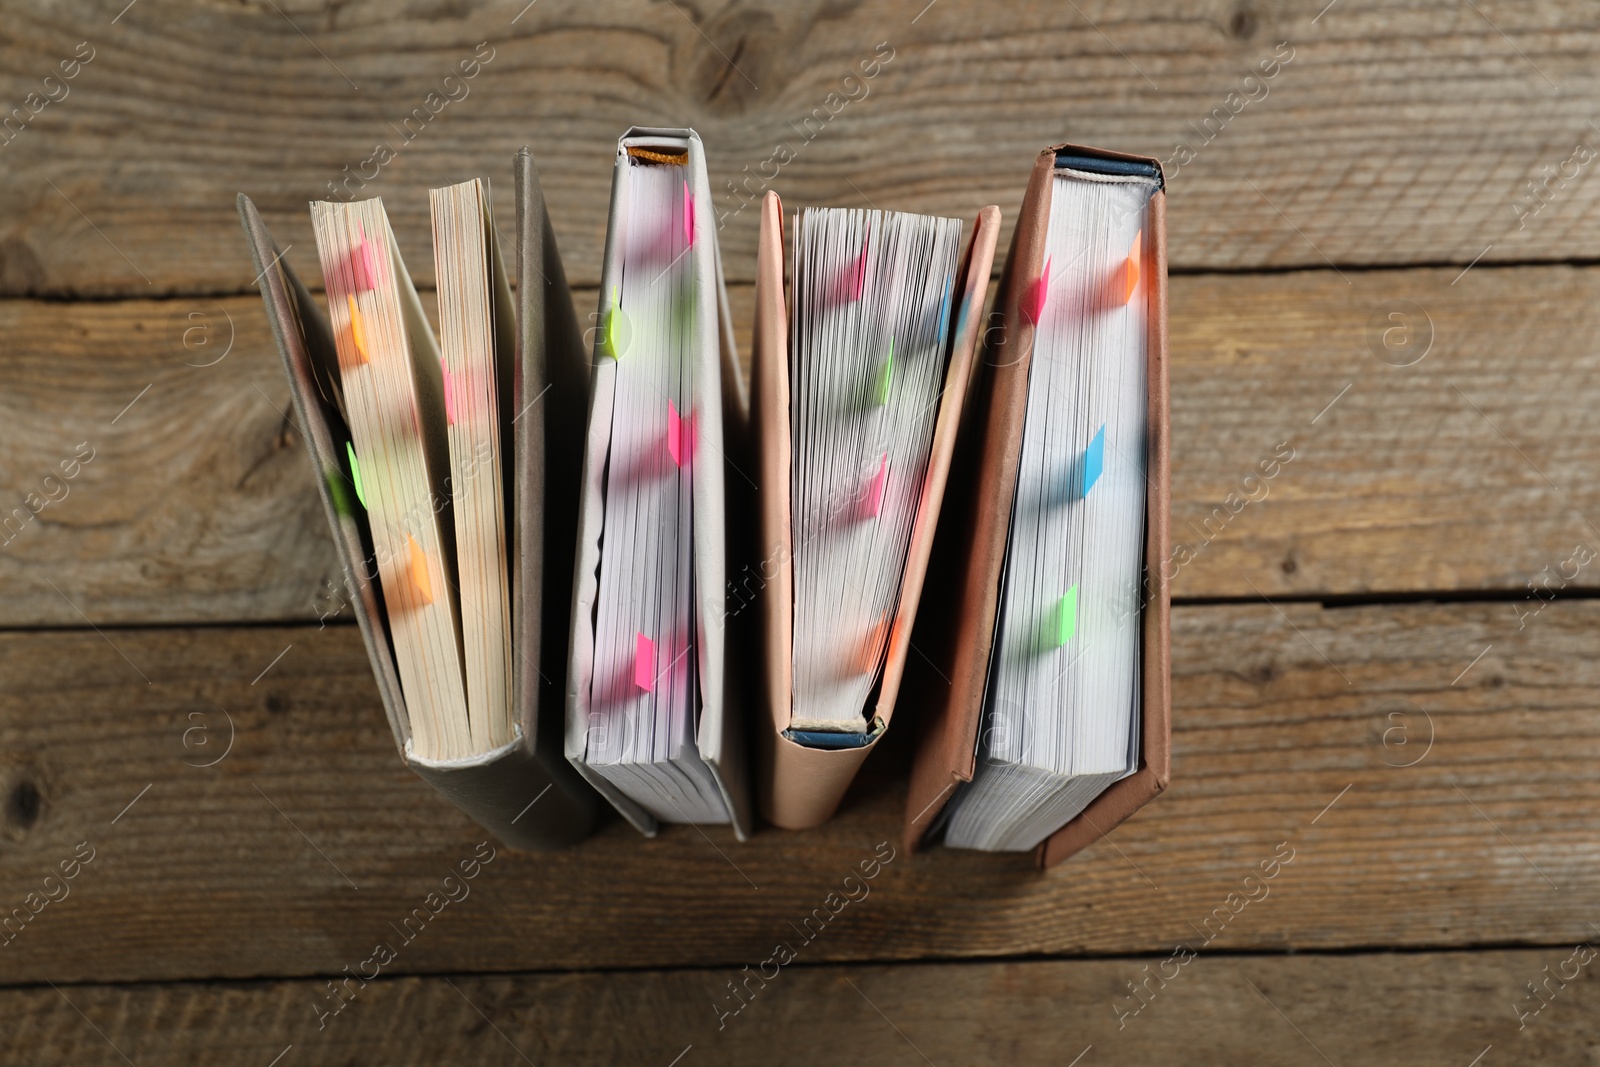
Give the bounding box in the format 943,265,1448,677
3,2,1597,1063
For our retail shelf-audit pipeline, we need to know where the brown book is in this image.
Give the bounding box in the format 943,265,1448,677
752,191,1001,829
235,148,601,850
902,143,1171,869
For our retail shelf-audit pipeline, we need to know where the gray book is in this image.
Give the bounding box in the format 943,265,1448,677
235,148,601,849
563,127,754,839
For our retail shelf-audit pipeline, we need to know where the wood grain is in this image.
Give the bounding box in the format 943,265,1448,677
6,948,1590,1065
2,1,1599,296
5,263,1598,626
1,598,1595,986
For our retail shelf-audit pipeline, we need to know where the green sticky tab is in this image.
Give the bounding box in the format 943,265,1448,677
872,338,894,405
346,441,366,509
604,285,631,359
1056,586,1077,645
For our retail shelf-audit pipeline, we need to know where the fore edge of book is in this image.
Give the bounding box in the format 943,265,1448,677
237,193,415,761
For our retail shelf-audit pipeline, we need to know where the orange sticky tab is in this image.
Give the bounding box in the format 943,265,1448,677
1024,255,1051,325
1125,231,1142,304
406,535,432,606
634,633,655,692
858,613,890,674
347,295,369,364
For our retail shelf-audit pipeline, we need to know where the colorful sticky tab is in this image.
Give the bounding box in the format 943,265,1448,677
683,180,695,247
872,339,894,406
353,225,380,292
345,442,366,508
848,239,870,301
634,633,655,692
346,295,369,363
1024,256,1051,325
858,613,891,674
1125,230,1142,304
667,400,686,467
936,274,954,341
866,454,889,518
1083,424,1105,495
604,285,628,359
406,535,433,606
1055,586,1078,646
441,362,456,426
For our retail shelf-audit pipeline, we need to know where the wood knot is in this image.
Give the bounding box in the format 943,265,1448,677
6,780,42,830
0,237,46,294
1229,6,1259,39
683,7,778,115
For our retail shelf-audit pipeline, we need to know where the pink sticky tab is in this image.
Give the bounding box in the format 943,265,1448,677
866,454,888,518
667,400,683,467
1024,255,1051,325
683,180,695,248
442,363,456,426
850,240,869,301
353,225,380,292
634,633,655,692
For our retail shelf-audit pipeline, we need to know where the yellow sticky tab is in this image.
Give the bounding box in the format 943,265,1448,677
347,294,369,363
406,535,432,606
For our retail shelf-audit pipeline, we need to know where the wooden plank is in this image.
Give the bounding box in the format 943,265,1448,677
3,948,1590,1065
0,599,1595,986
4,263,1596,627
3,1,1599,295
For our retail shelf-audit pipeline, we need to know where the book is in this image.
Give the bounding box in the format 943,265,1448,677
903,143,1171,868
753,191,1000,830
236,148,601,850
564,127,754,838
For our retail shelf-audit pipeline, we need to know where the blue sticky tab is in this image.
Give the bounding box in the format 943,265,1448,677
937,273,953,341
1083,425,1105,495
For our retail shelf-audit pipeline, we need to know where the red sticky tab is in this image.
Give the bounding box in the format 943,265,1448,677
1023,255,1051,325
442,363,456,426
634,633,655,692
683,180,695,248
1125,231,1142,304
866,454,888,518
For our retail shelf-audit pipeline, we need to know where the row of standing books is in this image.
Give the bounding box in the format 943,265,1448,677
238,128,1170,870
